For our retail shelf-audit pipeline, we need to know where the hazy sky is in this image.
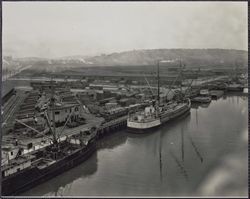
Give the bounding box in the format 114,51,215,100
3,1,248,58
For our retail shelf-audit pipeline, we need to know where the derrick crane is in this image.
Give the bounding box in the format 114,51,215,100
143,73,155,97
44,76,79,144
14,119,51,140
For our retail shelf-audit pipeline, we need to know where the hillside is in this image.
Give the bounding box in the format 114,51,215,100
85,49,248,68
6,49,248,77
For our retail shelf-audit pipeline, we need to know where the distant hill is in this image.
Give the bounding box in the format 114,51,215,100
5,49,248,75
85,49,248,68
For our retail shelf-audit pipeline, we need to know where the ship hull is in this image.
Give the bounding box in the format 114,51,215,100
127,101,191,133
127,124,160,133
227,87,244,92
191,95,212,103
127,119,161,133
191,98,211,103
160,104,191,124
2,141,96,196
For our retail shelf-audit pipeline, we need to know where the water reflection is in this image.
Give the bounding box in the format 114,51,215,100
22,132,129,196
191,103,210,109
181,126,184,162
169,149,189,181
189,136,203,163
97,131,128,150
22,151,98,196
158,113,203,185
53,152,98,196
159,131,162,183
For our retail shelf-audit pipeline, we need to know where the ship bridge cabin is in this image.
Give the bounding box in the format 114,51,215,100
1,145,21,166
48,103,81,127
1,154,35,178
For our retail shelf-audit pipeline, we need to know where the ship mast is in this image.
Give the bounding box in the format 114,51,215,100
179,58,183,95
49,77,58,144
45,78,78,145
157,60,160,104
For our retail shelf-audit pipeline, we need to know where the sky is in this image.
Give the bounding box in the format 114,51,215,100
2,1,248,58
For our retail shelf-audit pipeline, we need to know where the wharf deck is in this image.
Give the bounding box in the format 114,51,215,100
97,116,127,138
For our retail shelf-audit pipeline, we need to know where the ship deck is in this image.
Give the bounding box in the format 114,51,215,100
2,112,104,155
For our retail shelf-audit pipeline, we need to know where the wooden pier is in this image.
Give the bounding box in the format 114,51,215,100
96,116,127,138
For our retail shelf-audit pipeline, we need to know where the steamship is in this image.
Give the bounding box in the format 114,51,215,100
1,83,97,196
127,60,191,132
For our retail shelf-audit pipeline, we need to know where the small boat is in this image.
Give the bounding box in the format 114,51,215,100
227,83,244,91
243,88,248,96
210,90,224,99
191,96,212,103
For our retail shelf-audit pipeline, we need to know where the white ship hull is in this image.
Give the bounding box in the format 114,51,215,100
127,100,191,133
127,119,161,131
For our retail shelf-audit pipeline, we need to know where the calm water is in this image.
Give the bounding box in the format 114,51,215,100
22,94,248,197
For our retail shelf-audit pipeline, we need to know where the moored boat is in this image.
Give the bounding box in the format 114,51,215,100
191,96,212,103
243,87,248,96
210,90,224,99
127,60,191,133
227,83,244,91
1,82,98,196
2,133,97,196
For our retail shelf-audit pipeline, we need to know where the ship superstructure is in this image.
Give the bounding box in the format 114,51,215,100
1,80,98,196
127,60,191,132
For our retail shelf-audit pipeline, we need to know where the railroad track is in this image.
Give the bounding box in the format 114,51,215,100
2,91,26,128
2,96,20,123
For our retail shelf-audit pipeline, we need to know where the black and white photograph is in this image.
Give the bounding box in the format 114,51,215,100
1,1,248,197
